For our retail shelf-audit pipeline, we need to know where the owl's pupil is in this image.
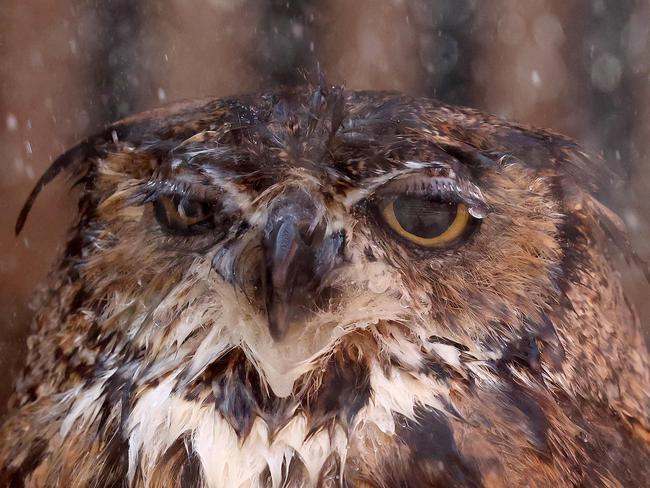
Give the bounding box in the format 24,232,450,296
393,195,457,238
153,194,216,236
179,198,204,219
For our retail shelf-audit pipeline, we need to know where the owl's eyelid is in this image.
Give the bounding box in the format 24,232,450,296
373,174,490,218
130,178,222,206
378,176,461,197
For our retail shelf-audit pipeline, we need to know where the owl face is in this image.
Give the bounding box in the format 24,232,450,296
5,86,649,487
66,88,565,397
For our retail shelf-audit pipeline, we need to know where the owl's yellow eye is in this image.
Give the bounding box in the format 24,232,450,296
380,195,471,247
153,195,215,235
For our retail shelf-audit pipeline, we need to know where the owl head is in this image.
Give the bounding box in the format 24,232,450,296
11,83,649,486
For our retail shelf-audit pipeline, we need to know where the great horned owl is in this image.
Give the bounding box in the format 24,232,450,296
1,84,649,487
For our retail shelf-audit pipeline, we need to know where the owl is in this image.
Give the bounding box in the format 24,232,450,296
1,84,649,487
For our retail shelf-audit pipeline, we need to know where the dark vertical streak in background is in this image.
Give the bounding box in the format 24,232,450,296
255,0,319,86
86,0,147,125
576,1,635,181
417,0,478,106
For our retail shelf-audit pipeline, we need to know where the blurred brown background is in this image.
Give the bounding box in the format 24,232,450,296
1,0,649,411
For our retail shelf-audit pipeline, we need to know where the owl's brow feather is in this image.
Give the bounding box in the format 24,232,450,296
126,178,217,206
344,165,488,212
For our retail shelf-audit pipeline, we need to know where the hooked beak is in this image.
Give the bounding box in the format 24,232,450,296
261,190,344,341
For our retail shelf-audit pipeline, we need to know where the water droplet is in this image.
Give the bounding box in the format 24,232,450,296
6,113,17,131
531,70,541,87
468,205,487,219
291,22,304,39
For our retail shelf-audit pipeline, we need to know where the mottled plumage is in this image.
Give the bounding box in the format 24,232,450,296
1,84,649,487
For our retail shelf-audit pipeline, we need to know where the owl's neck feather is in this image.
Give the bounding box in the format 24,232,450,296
53,302,557,487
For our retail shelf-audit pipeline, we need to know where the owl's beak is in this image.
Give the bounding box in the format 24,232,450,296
262,191,344,341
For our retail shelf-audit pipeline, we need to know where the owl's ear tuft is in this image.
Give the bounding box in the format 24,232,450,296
15,138,100,236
